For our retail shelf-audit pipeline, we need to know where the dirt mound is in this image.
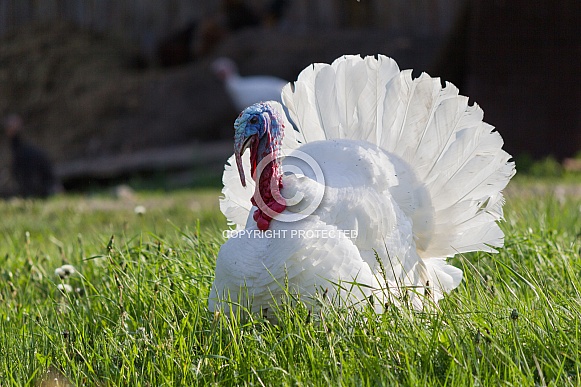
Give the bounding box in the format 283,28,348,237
0,21,235,194
0,22,142,154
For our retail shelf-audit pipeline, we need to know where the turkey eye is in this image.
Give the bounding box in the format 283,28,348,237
249,116,259,124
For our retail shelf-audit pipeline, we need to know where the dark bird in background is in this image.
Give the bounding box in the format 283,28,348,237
264,0,290,27
156,21,198,67
154,1,291,68
223,0,261,31
4,114,62,198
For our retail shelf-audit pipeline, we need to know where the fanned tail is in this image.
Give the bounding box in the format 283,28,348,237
281,55,401,144
281,55,515,259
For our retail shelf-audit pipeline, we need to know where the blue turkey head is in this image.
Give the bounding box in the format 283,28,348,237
234,102,284,187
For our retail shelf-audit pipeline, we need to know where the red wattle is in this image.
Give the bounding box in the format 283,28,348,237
256,214,270,231
251,159,286,230
269,199,286,214
249,119,286,230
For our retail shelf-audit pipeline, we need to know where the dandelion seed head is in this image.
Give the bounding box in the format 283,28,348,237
55,264,76,278
54,267,65,279
57,283,73,293
60,264,76,275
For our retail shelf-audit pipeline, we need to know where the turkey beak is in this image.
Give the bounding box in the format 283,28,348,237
234,135,254,187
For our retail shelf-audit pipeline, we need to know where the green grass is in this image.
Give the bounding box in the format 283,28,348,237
0,180,580,386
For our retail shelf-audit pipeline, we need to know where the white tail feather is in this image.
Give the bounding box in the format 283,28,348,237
220,152,254,229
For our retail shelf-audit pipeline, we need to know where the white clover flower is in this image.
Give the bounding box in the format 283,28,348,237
54,267,66,279
134,205,147,215
60,264,76,276
57,283,73,293
55,264,76,279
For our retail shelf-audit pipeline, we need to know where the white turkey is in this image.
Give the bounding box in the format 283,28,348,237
209,55,515,315
212,57,288,112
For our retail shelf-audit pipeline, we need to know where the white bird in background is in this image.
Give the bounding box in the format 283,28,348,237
209,55,515,316
212,57,288,112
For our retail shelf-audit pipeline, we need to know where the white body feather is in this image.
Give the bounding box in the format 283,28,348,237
211,55,515,314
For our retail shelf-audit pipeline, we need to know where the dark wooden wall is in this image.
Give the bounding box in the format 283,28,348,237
461,0,581,159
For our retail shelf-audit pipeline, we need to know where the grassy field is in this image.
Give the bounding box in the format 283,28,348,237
0,179,580,386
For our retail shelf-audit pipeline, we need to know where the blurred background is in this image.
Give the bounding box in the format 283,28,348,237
0,0,579,196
